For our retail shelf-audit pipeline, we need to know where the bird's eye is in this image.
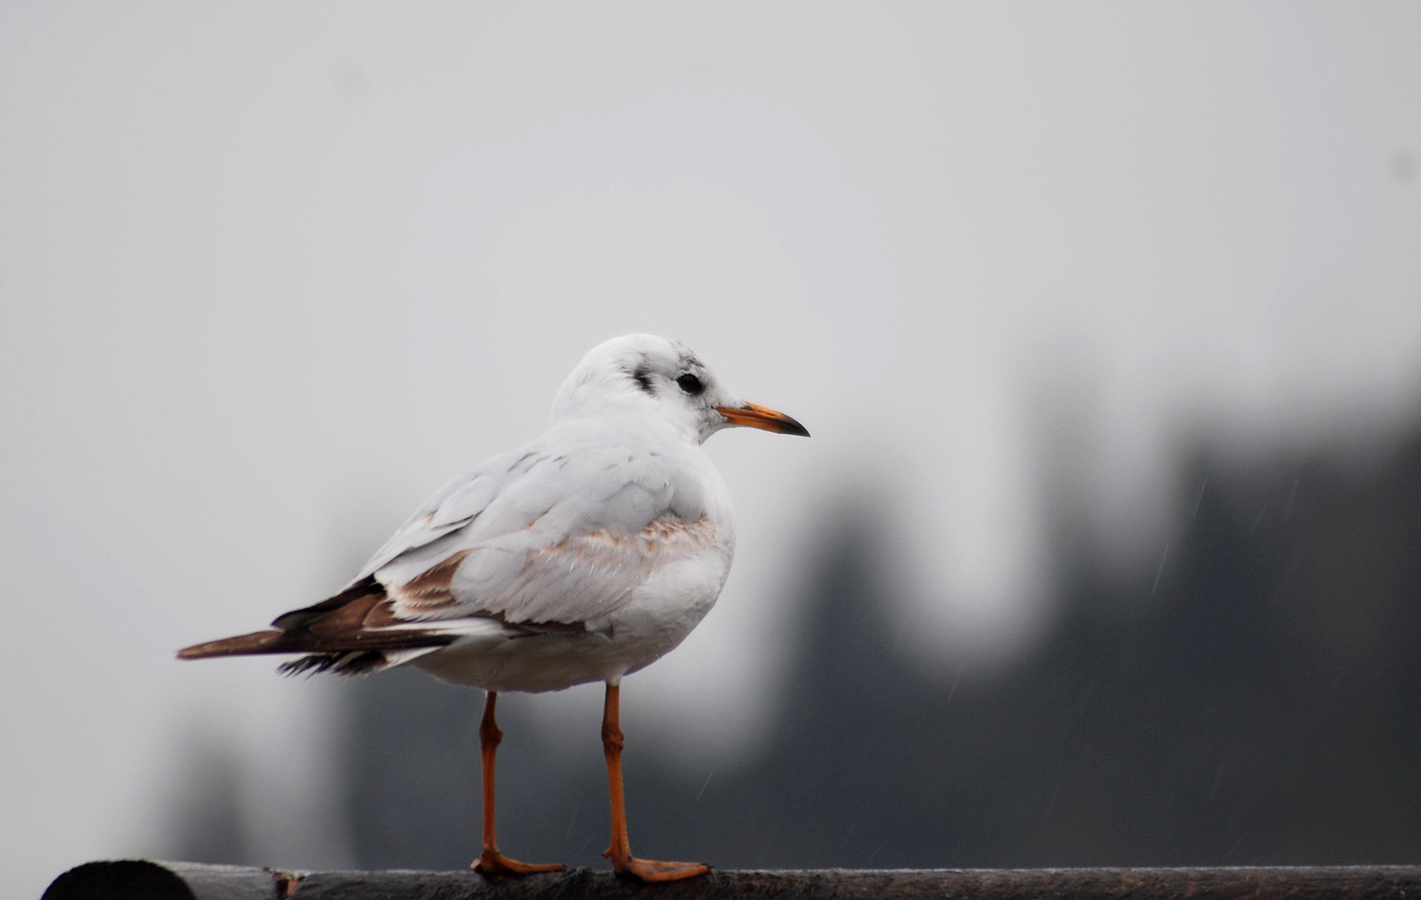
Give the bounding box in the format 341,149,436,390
676,373,704,395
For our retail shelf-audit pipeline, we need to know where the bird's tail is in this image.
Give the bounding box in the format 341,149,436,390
176,577,456,676
177,629,294,660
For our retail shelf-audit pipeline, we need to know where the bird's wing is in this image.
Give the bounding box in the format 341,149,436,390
362,427,718,626
351,447,524,583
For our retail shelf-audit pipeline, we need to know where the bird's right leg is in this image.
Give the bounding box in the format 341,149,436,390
472,691,566,876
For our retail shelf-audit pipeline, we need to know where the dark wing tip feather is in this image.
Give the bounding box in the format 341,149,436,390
279,650,390,678
178,576,457,671
271,576,382,630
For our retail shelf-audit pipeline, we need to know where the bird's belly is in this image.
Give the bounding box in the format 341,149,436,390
408,548,731,693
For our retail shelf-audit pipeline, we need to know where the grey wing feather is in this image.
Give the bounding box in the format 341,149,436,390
353,463,500,581
352,442,555,582
358,427,714,626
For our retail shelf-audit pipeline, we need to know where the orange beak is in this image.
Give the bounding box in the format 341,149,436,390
714,401,810,437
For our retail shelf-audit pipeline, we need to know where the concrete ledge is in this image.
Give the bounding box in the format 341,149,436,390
42,860,1421,900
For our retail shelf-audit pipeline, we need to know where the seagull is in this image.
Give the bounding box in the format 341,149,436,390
178,334,809,882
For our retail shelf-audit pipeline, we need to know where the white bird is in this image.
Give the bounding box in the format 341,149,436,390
179,333,809,882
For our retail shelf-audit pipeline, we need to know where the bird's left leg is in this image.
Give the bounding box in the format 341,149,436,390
600,682,710,881
472,691,566,876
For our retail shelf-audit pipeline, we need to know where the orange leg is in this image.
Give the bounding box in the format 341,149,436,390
471,691,566,876
600,683,710,881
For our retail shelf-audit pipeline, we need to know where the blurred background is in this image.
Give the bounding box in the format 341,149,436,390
3,3,1420,895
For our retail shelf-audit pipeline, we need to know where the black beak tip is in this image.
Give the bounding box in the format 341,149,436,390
782,416,811,438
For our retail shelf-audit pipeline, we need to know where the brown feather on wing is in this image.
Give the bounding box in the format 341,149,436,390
398,550,473,611
176,577,457,661
269,576,384,630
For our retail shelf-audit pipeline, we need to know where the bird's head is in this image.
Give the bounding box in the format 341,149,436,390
552,333,809,444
